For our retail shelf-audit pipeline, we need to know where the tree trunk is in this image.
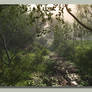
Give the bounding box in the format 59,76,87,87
0,34,11,64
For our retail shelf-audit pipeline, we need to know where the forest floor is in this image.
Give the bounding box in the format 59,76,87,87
48,52,81,87
24,52,83,87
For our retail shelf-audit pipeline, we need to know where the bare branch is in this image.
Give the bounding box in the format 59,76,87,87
65,4,92,32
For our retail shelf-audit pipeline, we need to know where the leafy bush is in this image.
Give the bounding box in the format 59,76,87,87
45,59,56,75
0,46,51,86
74,45,92,74
56,41,74,60
74,44,92,85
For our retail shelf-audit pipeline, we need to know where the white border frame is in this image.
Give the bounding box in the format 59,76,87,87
0,0,92,4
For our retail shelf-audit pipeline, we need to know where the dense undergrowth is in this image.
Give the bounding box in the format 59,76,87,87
54,40,92,86
0,41,92,86
0,44,57,87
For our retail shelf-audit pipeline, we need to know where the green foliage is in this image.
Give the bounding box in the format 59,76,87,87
0,45,52,86
56,41,74,60
45,59,56,74
0,4,92,87
16,71,59,87
74,44,92,76
0,5,36,52
0,52,32,86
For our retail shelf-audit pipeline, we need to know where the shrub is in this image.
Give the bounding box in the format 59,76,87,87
56,41,74,60
74,44,92,85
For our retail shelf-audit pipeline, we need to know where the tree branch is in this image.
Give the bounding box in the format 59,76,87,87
65,4,92,32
